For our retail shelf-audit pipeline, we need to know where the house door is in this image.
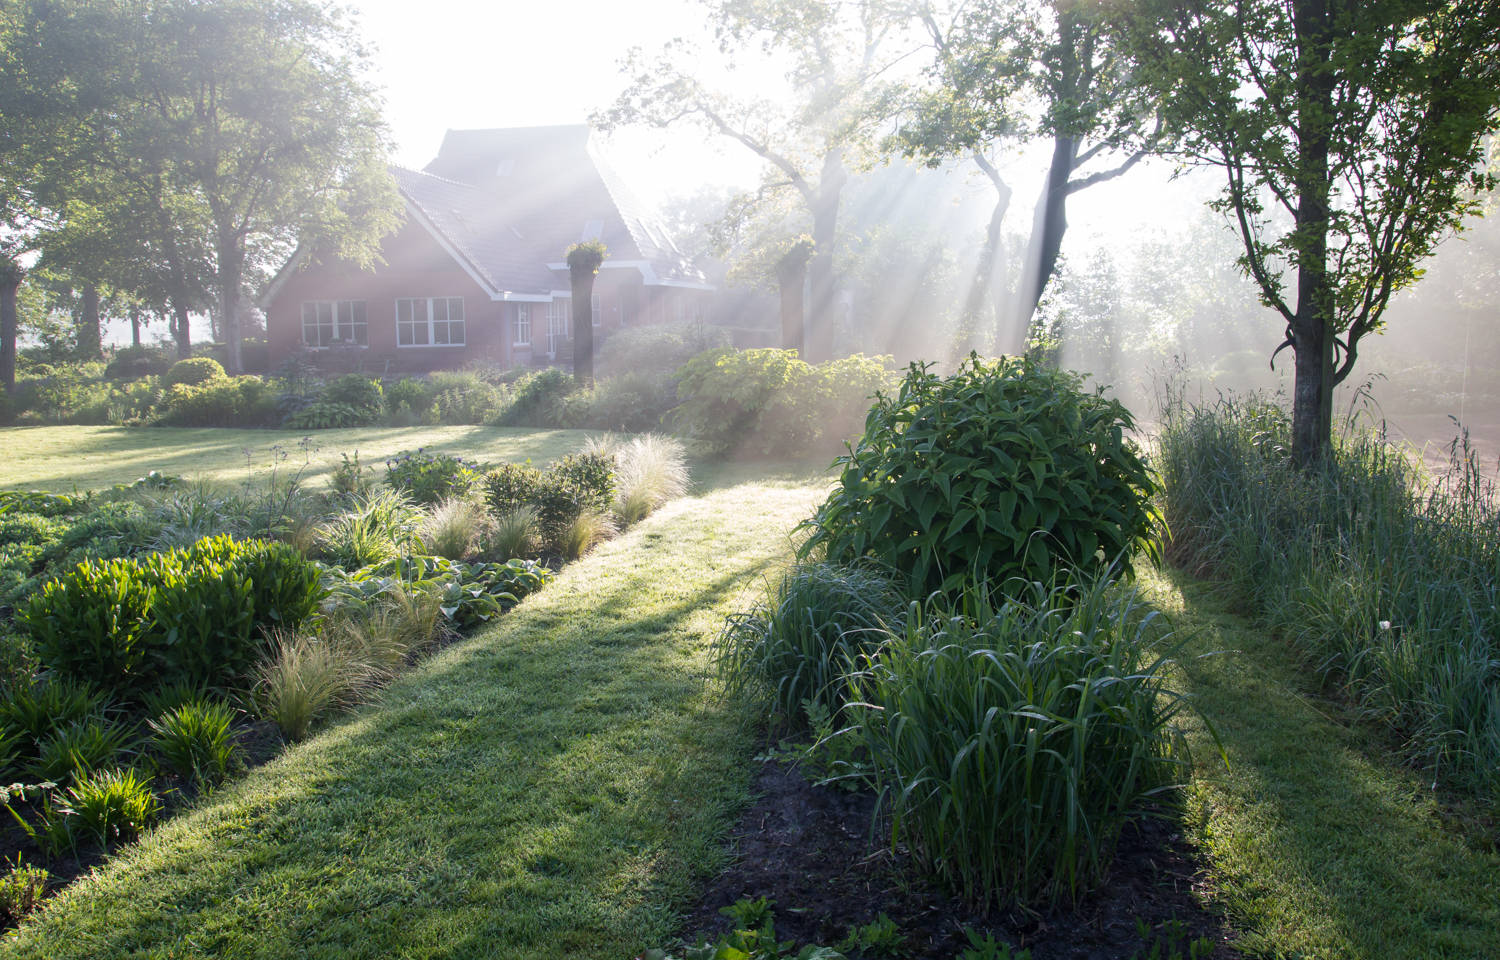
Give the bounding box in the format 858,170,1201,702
547,300,570,358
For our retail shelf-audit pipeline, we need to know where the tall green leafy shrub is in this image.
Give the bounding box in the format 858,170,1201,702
846,574,1189,909
800,355,1159,597
164,357,225,387
18,536,323,696
155,376,281,427
385,450,480,505
498,368,576,427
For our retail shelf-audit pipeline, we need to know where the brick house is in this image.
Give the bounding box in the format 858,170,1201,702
261,125,713,372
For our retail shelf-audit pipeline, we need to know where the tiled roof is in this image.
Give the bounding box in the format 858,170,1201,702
396,124,705,297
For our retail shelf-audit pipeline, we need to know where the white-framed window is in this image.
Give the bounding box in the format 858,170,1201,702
301,300,367,348
513,303,531,346
546,299,570,356
591,293,602,327
396,296,465,347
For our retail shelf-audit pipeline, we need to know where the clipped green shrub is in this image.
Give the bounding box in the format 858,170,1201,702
671,348,897,457
19,536,323,696
715,562,905,721
498,368,575,427
847,573,1189,909
483,462,544,515
164,357,225,387
385,450,480,505
800,355,1159,597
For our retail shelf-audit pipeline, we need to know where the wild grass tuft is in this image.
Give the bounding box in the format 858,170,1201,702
418,496,486,560
612,433,690,524
255,631,374,742
30,717,138,784
62,766,160,848
846,571,1191,910
479,505,541,561
0,857,47,924
1156,391,1500,796
714,561,905,722
555,508,617,561
148,699,240,790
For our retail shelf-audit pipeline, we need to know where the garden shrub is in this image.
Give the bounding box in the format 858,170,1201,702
19,535,323,697
799,355,1159,597
595,318,732,378
0,490,89,518
316,489,422,569
164,357,225,387
715,562,905,722
155,376,281,427
427,370,504,424
497,368,575,427
105,345,172,380
671,348,898,457
383,377,435,424
321,374,385,422
845,573,1188,909
568,371,678,432
385,450,481,505
281,401,367,429
482,463,544,515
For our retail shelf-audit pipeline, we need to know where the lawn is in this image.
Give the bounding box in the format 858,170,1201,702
1146,567,1500,959
2,460,825,959
0,424,595,492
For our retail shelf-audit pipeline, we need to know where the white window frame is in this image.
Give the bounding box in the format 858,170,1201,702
301,300,367,348
546,299,570,357
513,303,531,346
395,296,466,348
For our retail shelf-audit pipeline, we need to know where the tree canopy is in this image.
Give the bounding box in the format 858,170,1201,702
1118,0,1500,464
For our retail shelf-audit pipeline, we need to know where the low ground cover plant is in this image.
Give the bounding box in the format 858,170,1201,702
1156,392,1500,797
800,354,1159,598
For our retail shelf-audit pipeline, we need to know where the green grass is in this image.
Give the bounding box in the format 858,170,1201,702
2,463,824,959
0,425,594,492
1146,566,1500,959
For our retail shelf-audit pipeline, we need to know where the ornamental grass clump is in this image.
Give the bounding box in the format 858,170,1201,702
317,489,422,570
419,496,486,560
715,562,905,722
1156,391,1500,796
148,699,240,790
611,434,689,524
800,354,1159,599
845,572,1191,910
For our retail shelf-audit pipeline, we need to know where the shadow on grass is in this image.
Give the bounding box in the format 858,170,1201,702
1156,566,1500,959
6,473,822,960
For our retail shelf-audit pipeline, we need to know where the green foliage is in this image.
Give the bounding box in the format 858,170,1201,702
844,573,1191,909
156,376,281,427
0,857,48,925
836,913,904,957
483,462,544,515
610,433,690,524
715,562,904,721
479,506,541,561
418,497,485,560
330,450,375,500
60,766,160,848
595,318,732,379
384,449,480,506
955,929,1030,960
255,632,369,742
383,377,435,424
799,355,1159,597
549,452,616,515
564,371,678,432
0,491,89,518
0,677,109,765
320,374,383,422
648,898,847,960
426,371,504,425
1156,393,1500,796
281,400,370,430
1131,917,1215,960
316,489,422,570
104,345,172,381
484,454,617,553
671,348,898,457
148,698,240,790
497,368,576,427
19,535,323,697
334,555,553,631
164,358,225,388
30,717,139,784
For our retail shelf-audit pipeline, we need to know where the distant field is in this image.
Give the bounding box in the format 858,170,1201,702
0,425,598,492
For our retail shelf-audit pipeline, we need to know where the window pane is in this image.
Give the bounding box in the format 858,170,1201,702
448,321,465,345
432,298,447,326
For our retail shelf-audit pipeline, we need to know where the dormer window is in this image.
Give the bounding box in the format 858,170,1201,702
582,219,603,240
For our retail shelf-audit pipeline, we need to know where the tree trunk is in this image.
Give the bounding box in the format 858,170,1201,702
970,169,1013,357
130,306,142,347
804,148,848,363
217,233,244,375
77,284,102,360
170,298,193,358
0,268,19,395
570,273,596,389
775,244,810,356
1290,0,1336,468
1015,134,1077,353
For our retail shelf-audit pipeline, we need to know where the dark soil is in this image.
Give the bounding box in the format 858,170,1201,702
682,761,1240,959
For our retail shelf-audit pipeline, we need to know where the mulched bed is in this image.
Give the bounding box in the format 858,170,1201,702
682,761,1240,959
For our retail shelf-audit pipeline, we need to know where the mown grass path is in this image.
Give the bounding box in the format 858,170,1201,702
1146,568,1500,960
3,465,824,959
0,424,593,492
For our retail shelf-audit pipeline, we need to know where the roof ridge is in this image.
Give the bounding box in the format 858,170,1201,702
390,164,476,190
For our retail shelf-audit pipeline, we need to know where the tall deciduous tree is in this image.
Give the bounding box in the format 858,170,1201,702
1,0,399,373
597,0,908,362
899,0,1158,354
1119,0,1500,465
567,241,607,388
